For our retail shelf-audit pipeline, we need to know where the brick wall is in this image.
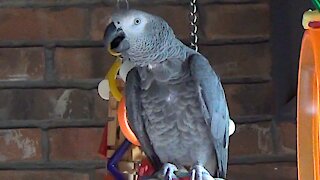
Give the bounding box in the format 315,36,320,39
0,0,297,180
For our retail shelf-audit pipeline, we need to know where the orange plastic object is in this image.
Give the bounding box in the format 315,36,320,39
297,28,320,180
117,97,140,146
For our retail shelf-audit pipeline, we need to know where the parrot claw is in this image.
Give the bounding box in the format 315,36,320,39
157,163,178,180
190,165,214,180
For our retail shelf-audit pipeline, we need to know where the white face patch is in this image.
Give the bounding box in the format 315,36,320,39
110,9,179,67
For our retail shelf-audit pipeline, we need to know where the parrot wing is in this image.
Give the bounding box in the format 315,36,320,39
189,53,229,178
125,67,162,171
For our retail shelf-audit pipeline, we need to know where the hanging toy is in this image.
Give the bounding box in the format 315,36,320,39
297,1,320,180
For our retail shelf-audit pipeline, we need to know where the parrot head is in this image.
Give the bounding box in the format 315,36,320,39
104,9,177,66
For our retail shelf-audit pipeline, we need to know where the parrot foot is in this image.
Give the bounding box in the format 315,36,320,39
190,165,214,180
157,163,178,180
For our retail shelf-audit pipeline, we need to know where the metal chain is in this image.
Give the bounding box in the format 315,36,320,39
115,0,197,50
117,0,129,10
189,0,198,52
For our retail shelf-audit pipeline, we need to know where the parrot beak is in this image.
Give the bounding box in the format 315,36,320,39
104,22,129,54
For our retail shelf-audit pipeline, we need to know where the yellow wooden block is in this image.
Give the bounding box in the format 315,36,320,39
108,95,118,118
107,119,117,146
106,150,115,159
122,147,133,161
108,107,117,118
118,128,126,144
132,146,145,162
122,173,136,180
109,95,118,108
118,161,136,174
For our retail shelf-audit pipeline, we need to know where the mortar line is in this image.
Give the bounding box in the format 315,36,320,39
0,37,269,48
0,1,266,9
41,130,50,162
0,115,271,129
270,120,282,154
0,76,272,90
44,47,56,81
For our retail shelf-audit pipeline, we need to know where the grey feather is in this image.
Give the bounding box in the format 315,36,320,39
125,68,162,170
189,54,229,178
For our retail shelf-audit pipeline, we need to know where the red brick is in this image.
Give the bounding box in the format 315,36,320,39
0,48,44,80
90,7,113,41
0,129,41,162
55,48,114,79
44,8,88,40
49,128,103,160
56,89,94,120
0,0,102,8
223,83,274,117
0,89,94,120
0,170,89,180
199,0,268,2
93,90,109,121
277,122,297,154
93,169,108,180
201,43,271,78
90,6,190,41
0,8,88,40
224,83,274,117
229,122,273,157
228,163,297,180
202,4,270,40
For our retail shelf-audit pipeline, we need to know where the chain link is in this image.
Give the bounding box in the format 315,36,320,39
117,0,129,10
189,0,198,52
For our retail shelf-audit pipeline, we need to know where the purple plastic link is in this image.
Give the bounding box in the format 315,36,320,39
107,139,132,180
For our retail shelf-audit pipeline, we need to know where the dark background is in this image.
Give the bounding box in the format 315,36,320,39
271,0,312,122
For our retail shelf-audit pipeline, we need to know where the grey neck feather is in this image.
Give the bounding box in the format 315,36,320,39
123,21,192,67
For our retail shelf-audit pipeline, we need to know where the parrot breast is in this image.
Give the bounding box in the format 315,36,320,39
139,63,214,167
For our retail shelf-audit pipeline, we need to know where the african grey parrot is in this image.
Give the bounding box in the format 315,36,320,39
104,9,231,180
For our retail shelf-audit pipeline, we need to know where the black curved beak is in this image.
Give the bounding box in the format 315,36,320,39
103,22,128,53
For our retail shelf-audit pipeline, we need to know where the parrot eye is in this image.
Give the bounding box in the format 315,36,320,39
134,18,141,25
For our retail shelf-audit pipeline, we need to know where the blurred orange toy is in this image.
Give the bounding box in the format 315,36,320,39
297,7,320,180
118,97,140,146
